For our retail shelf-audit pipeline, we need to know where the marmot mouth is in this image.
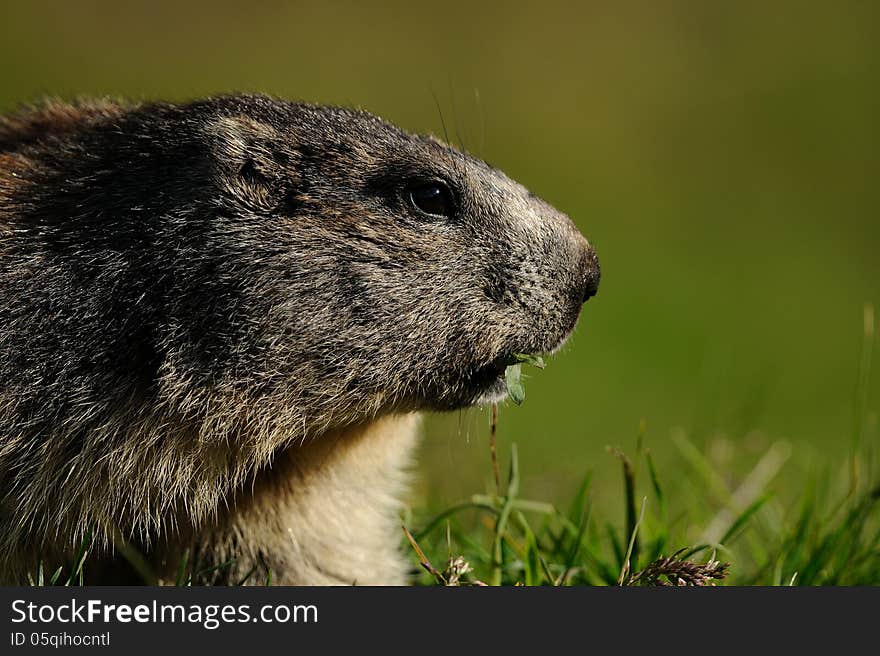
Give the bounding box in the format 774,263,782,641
469,352,543,406
466,321,581,406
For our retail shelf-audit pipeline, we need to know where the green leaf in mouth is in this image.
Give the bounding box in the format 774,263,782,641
504,354,545,405
505,364,526,405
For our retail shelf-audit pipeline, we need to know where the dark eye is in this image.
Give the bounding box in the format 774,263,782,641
407,180,456,218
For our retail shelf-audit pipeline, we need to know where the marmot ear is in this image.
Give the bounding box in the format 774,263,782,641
207,116,299,211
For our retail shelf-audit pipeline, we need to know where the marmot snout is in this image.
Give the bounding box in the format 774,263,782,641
0,95,599,584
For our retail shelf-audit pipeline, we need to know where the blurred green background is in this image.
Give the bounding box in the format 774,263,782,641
2,1,877,517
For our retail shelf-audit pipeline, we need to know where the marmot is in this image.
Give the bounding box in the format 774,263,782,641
0,95,599,585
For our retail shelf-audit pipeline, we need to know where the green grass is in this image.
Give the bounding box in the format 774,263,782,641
403,304,879,586
404,432,879,586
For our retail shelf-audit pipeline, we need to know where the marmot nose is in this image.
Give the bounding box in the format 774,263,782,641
581,247,600,304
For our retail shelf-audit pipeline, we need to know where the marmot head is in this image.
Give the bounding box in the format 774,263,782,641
196,97,599,421
1,94,599,436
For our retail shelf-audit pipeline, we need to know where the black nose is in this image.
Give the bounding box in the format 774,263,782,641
582,249,600,304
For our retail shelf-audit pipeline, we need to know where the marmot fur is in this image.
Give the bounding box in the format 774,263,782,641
0,95,599,584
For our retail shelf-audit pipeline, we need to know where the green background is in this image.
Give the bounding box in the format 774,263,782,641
2,1,877,518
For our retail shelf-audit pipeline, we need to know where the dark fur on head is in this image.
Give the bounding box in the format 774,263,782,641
0,95,598,583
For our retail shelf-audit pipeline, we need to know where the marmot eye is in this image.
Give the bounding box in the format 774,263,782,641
407,181,456,218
